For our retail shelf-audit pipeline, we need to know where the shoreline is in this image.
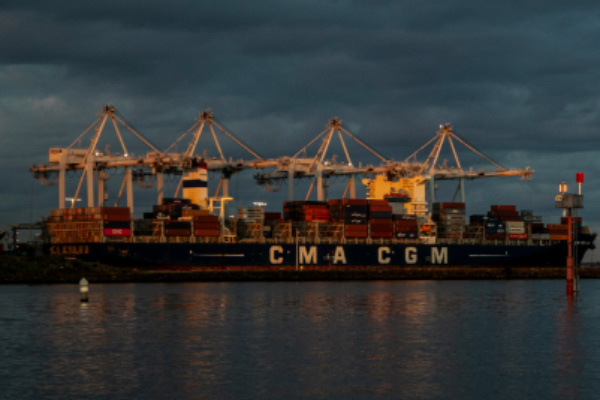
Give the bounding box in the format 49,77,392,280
1,255,599,284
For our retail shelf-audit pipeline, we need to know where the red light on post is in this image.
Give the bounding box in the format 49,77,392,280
576,172,584,183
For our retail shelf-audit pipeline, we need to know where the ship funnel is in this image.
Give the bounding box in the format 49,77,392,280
182,158,208,208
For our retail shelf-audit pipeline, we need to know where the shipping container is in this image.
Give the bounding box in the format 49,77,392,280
433,202,466,210
508,233,528,240
104,228,131,237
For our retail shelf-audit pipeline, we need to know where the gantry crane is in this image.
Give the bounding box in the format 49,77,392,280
253,117,421,201
30,105,164,212
403,123,533,203
29,106,277,213
160,109,278,200
30,106,534,219
254,120,533,216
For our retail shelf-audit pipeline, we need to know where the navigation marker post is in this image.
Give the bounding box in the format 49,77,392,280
555,174,584,295
80,277,89,302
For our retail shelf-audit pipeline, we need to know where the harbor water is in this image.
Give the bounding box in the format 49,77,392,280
2,280,600,399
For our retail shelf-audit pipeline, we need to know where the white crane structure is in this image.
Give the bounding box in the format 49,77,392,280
253,117,425,201
30,105,165,212
156,109,277,200
29,106,276,213
30,106,533,216
404,123,533,203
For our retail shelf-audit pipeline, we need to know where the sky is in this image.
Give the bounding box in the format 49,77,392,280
2,1,600,257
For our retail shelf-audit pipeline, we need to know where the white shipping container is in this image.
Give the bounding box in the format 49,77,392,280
505,221,525,228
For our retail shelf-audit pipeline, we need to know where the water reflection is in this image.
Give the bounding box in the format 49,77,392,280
2,281,600,399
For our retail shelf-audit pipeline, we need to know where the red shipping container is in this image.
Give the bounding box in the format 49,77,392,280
103,228,131,236
561,217,582,225
345,232,368,238
102,213,132,222
341,199,368,206
435,202,466,210
369,206,393,213
509,233,528,240
345,224,368,238
264,212,282,221
368,199,389,207
370,218,393,226
194,229,220,237
485,233,506,240
371,231,393,238
194,222,221,230
491,205,517,212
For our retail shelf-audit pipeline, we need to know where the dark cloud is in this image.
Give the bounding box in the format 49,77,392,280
2,0,600,245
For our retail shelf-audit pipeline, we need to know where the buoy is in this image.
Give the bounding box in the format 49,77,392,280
79,277,89,302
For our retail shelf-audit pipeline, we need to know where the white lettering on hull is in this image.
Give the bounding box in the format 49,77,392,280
269,245,283,264
268,245,449,266
333,246,347,264
405,247,417,264
300,246,317,264
431,247,448,264
378,247,391,264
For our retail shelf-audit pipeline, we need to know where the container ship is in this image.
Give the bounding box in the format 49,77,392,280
43,164,596,270
32,107,595,269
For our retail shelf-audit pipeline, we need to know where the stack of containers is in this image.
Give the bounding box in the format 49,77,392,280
193,214,220,237
541,214,585,241
283,201,329,222
368,199,393,238
485,218,506,240
238,207,265,222
521,210,545,240
47,208,101,243
488,205,520,221
328,199,368,238
46,207,131,243
99,207,132,237
530,223,548,240
394,215,419,239
547,224,567,240
164,220,191,237
152,198,196,220
465,214,486,239
506,220,527,240
488,205,525,240
432,202,466,239
263,212,282,238
237,206,264,239
561,216,582,231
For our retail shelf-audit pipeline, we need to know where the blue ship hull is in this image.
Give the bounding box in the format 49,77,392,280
47,234,595,269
